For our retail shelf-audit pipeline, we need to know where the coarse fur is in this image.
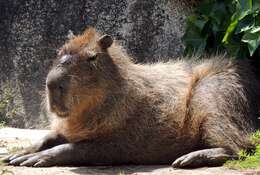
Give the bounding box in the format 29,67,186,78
50,28,260,161
5,27,260,167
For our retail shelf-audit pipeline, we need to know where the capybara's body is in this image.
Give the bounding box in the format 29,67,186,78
5,28,260,167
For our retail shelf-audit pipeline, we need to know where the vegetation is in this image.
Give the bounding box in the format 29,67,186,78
0,169,14,175
0,82,20,127
184,1,260,168
0,160,4,166
0,121,6,128
7,146,23,155
183,0,260,59
225,130,260,169
117,171,126,175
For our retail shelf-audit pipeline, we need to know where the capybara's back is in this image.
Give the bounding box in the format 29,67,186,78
5,28,260,168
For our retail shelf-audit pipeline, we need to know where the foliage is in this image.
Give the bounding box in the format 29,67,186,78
225,130,260,169
183,0,260,59
7,146,23,155
251,130,260,145
0,170,14,175
0,82,20,126
0,121,6,128
117,171,126,175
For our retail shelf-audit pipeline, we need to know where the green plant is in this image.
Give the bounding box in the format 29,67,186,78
251,130,260,145
117,171,126,175
7,146,23,155
0,121,6,128
0,170,14,175
0,160,4,166
225,130,260,169
183,0,260,59
0,82,20,126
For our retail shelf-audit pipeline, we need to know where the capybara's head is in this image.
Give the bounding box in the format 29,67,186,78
46,28,119,118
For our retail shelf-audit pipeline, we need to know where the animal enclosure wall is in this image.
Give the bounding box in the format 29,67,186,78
0,0,191,128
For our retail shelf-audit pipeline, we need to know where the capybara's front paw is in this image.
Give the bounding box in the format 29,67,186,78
3,149,32,164
7,144,73,167
8,152,53,167
7,149,58,167
3,143,44,164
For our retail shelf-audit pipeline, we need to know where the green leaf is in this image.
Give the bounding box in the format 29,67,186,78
197,0,216,15
209,2,227,25
256,14,260,26
194,19,208,31
223,0,253,43
237,44,250,58
187,15,208,32
239,0,253,18
235,14,254,34
222,16,239,43
252,0,260,11
241,30,260,56
251,26,260,33
182,0,259,59
182,29,207,56
224,42,241,57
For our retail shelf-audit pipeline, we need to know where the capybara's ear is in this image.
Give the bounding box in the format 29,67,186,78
98,35,113,49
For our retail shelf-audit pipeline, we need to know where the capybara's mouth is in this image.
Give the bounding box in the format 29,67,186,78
49,98,69,117
55,110,69,118
50,103,70,117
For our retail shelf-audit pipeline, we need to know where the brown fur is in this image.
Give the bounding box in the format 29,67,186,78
46,28,260,162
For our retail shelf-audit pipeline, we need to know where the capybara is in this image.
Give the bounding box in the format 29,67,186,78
4,28,260,168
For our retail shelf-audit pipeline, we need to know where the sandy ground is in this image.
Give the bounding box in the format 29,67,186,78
0,128,259,175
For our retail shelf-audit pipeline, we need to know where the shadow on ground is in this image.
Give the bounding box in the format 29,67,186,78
70,165,168,175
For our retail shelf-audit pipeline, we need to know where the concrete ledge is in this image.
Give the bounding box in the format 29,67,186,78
0,128,49,142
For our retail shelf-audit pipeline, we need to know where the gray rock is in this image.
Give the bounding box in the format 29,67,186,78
0,0,191,128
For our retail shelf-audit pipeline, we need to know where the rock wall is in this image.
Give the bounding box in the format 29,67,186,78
0,0,191,128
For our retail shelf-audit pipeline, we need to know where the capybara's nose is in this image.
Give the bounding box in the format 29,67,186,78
46,69,70,113
46,68,69,94
46,78,66,93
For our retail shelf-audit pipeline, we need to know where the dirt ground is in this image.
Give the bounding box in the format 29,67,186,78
0,128,259,175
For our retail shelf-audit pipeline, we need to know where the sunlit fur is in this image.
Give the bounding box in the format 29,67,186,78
46,28,260,158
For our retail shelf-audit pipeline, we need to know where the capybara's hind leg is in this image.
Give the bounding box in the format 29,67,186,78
172,148,235,168
175,114,255,168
